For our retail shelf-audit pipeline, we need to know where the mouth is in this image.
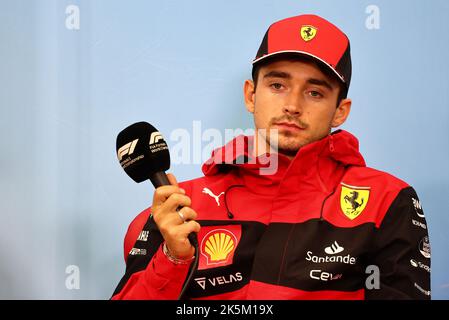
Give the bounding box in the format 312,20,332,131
273,122,305,132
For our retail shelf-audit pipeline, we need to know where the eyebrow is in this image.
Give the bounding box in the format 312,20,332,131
306,78,334,91
263,70,335,91
263,71,292,80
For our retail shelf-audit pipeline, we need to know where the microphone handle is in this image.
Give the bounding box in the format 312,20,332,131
149,171,171,188
149,171,198,247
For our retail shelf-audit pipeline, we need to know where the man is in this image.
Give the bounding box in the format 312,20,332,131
112,14,431,299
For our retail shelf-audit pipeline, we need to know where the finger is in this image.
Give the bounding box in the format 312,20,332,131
157,208,197,232
167,173,179,186
159,220,200,247
171,207,198,224
160,193,191,213
178,207,198,221
166,221,201,242
152,185,185,207
177,220,201,235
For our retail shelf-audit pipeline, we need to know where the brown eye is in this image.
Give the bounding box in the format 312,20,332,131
309,91,323,98
270,83,283,90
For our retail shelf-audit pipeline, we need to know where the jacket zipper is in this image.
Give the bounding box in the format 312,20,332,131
320,135,336,221
319,189,336,221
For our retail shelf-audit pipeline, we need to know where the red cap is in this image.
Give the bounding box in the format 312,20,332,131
253,14,352,90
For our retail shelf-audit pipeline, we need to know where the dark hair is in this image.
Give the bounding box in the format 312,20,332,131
251,54,348,107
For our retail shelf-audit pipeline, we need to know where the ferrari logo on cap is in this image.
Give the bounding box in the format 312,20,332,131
300,25,318,41
340,183,370,220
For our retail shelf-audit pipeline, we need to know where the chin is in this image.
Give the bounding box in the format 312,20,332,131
276,138,304,154
261,129,309,153
281,130,310,145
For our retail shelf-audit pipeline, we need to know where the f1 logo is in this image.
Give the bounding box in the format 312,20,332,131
117,139,138,161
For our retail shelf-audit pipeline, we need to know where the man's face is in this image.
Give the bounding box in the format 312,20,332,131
244,59,351,158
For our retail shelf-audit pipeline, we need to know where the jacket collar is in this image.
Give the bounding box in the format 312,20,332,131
202,130,366,195
203,130,365,173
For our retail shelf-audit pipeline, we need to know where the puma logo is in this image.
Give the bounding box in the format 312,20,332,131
202,187,225,206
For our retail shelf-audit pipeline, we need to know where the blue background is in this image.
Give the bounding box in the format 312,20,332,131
0,0,448,299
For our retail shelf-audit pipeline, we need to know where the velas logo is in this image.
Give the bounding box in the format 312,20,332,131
300,25,317,41
198,225,242,270
340,183,370,220
194,272,243,290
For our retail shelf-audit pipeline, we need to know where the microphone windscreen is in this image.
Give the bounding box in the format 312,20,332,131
116,122,170,183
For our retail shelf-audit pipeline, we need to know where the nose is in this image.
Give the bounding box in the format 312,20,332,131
282,92,303,116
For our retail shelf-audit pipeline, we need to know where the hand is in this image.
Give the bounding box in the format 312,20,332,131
151,173,200,260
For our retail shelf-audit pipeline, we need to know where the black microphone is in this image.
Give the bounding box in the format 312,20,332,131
116,121,171,187
116,121,198,246
116,121,199,300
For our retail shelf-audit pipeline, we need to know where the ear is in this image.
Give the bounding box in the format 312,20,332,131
243,79,256,113
331,98,352,128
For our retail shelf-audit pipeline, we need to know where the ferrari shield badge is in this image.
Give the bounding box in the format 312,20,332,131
340,183,370,220
300,25,318,41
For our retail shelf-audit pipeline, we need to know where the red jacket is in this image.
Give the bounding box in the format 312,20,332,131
112,130,431,300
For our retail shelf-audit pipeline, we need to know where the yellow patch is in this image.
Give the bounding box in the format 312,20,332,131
300,25,318,41
340,183,370,220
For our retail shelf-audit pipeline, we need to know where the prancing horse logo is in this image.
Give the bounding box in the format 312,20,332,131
344,191,364,214
340,183,370,220
300,25,318,42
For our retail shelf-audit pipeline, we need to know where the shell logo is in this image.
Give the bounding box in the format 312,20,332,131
198,226,241,270
204,231,235,262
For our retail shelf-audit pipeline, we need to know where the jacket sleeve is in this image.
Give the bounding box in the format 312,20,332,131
365,187,431,299
111,212,192,300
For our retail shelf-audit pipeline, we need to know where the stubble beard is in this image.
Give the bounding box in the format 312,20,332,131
266,116,310,157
